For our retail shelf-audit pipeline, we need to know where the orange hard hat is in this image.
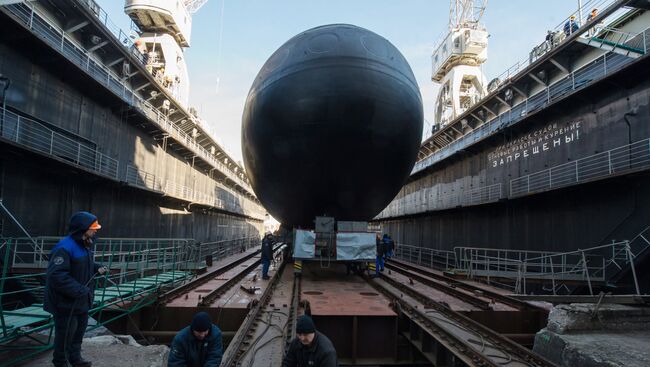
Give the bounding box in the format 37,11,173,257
89,220,102,230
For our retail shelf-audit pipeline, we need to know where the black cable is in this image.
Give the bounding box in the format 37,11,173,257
104,276,151,345
243,310,290,366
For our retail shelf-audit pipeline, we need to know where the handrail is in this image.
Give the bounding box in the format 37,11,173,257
415,0,649,174
393,243,457,270
511,138,650,197
126,165,264,218
451,231,646,295
0,1,253,194
414,24,649,176
0,106,119,179
376,182,502,219
494,0,620,83
383,135,650,220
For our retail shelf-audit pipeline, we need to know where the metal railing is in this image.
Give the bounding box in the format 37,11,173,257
9,237,194,270
382,135,650,219
1,1,253,194
75,0,147,64
495,0,624,81
126,165,265,218
584,25,648,56
7,235,262,271
453,230,648,295
0,236,192,366
125,165,160,191
510,138,650,197
0,107,118,179
393,244,457,270
376,183,502,219
413,12,650,176
192,237,259,265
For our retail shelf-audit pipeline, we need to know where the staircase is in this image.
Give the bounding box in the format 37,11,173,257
576,26,648,58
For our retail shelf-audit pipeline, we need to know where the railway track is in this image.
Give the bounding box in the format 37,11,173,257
156,248,551,366
221,249,297,367
160,244,286,306
388,258,538,311
370,270,556,367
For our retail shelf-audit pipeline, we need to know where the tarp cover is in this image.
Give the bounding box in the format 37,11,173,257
293,229,315,259
336,232,375,261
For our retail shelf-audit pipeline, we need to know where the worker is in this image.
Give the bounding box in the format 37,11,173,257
587,9,599,36
587,8,598,22
564,15,579,36
383,234,394,259
374,233,384,277
282,315,337,367
261,232,274,279
168,312,223,367
44,211,106,367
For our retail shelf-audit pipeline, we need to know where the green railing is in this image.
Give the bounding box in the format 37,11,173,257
0,235,259,366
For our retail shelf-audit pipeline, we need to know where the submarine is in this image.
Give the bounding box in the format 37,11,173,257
242,24,423,227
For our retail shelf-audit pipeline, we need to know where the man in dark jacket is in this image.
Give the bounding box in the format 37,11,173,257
374,234,384,276
44,211,106,367
168,312,223,367
283,315,337,367
383,234,394,259
261,232,274,279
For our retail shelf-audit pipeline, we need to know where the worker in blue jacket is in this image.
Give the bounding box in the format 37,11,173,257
44,211,106,367
261,232,274,279
383,234,394,259
169,312,223,367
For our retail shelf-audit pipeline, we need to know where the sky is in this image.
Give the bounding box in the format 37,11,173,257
97,0,584,163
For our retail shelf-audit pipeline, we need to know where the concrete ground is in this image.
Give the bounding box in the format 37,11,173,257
20,335,169,367
533,303,650,367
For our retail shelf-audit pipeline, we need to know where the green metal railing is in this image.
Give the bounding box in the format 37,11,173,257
0,235,260,366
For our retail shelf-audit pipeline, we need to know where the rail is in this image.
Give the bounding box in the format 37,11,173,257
9,237,193,270
0,103,262,218
494,0,625,81
0,236,192,366
413,19,650,175
383,136,650,219
194,237,259,264
377,183,502,219
0,107,118,179
454,230,647,295
74,0,147,64
393,244,457,270
510,138,650,197
126,165,264,218
0,1,253,194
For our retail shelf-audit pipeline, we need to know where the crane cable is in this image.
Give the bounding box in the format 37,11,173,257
215,0,225,94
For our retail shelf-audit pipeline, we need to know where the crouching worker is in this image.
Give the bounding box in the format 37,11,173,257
282,315,337,367
169,312,223,367
44,211,106,367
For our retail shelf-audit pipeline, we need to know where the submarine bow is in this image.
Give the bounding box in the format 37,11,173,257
242,24,423,227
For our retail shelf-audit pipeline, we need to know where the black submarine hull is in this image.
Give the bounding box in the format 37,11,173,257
242,24,423,227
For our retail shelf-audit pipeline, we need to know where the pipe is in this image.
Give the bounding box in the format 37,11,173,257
0,75,11,137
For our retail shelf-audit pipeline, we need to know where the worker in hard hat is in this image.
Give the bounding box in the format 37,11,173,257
44,211,107,367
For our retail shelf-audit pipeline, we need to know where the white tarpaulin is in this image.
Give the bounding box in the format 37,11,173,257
336,232,375,261
293,229,315,259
